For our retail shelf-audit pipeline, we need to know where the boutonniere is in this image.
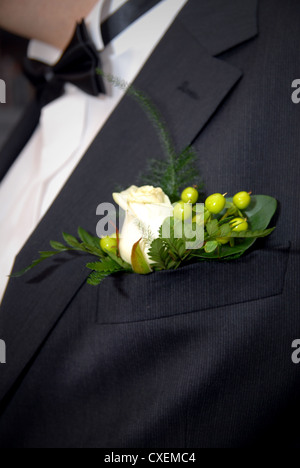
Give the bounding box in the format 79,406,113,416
13,72,277,285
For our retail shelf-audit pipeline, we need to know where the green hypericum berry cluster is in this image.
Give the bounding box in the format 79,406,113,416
203,190,252,252
205,191,252,215
166,188,259,255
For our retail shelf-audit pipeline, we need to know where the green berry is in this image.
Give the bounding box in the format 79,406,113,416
216,237,230,245
205,193,226,214
230,218,249,232
181,187,199,204
100,236,118,253
233,191,251,210
174,201,193,221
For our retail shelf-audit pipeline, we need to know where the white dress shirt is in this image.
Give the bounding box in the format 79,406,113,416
0,0,188,302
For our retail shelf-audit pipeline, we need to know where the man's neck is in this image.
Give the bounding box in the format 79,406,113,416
0,0,100,49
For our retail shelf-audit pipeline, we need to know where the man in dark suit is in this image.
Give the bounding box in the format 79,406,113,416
0,0,299,448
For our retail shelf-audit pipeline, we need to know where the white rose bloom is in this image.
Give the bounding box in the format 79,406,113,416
113,186,173,266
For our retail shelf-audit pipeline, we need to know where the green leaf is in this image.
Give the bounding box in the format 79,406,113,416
178,242,187,257
224,200,233,209
219,223,231,237
204,241,219,253
163,226,185,259
105,250,132,270
50,241,67,251
228,228,276,239
38,251,58,259
12,227,115,280
218,216,235,227
78,227,100,250
11,259,43,278
11,251,59,278
206,219,220,237
131,240,152,275
87,271,112,286
86,258,120,273
62,232,80,248
148,238,169,270
243,195,277,228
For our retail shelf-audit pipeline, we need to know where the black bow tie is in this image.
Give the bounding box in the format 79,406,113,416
23,20,104,103
23,0,164,101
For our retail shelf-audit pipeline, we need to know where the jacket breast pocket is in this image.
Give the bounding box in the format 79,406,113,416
95,245,290,324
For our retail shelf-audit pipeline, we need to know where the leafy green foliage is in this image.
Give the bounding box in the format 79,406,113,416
105,250,132,270
131,240,152,274
62,233,80,248
148,220,189,271
86,258,120,272
78,227,102,251
49,241,67,251
219,223,231,237
161,220,187,258
148,195,277,268
12,228,131,285
12,196,277,284
228,228,275,239
205,241,219,254
87,271,113,286
86,256,126,286
141,146,202,203
206,219,220,237
192,195,277,260
148,239,179,271
148,239,169,270
11,252,59,278
96,69,203,202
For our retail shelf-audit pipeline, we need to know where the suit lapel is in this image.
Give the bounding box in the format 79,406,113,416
179,0,258,56
0,0,258,402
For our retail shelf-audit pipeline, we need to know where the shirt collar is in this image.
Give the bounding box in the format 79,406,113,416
27,0,129,65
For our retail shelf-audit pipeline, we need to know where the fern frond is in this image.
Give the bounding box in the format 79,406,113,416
96,69,203,202
87,271,112,286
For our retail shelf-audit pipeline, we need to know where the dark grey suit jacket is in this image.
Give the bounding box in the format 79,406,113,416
0,0,299,448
